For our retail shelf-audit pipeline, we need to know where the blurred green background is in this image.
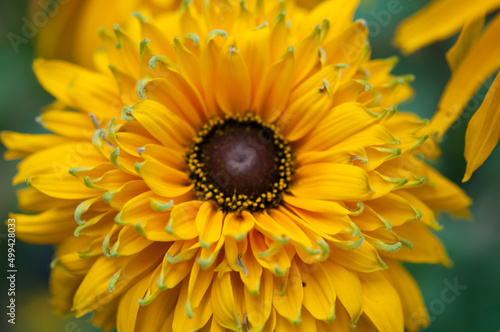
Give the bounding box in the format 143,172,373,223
0,0,499,331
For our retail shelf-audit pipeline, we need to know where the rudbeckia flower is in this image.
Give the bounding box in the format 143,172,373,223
395,0,500,182
3,0,471,331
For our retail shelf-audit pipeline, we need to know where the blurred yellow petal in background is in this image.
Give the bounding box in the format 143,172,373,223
29,0,183,68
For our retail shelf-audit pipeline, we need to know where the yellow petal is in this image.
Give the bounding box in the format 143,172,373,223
316,302,351,332
239,25,271,97
298,0,359,42
73,244,164,316
114,191,157,225
117,275,149,332
49,267,83,315
215,38,251,114
408,164,471,215
332,79,369,106
244,269,273,331
291,163,372,200
322,261,363,324
394,0,500,53
272,260,303,324
293,25,321,84
283,195,350,215
187,259,215,314
249,229,290,274
179,3,206,37
104,180,149,210
446,17,485,72
201,34,226,117
366,193,420,228
131,99,195,150
252,212,288,244
322,21,368,77
299,263,336,322
385,260,430,332
109,65,141,105
359,271,404,332
284,204,352,237
223,211,255,241
159,243,198,290
386,221,452,266
174,37,204,97
267,209,315,249
140,143,186,171
17,187,78,213
351,203,392,232
330,240,386,273
173,278,212,332
167,201,203,240
28,172,99,200
112,25,141,78
33,59,120,117
253,48,295,122
429,14,500,139
295,102,380,151
199,236,226,270
113,226,153,257
139,159,194,198
138,73,206,127
136,285,181,332
212,272,242,330
280,79,333,142
135,13,177,60
275,307,316,332
269,12,290,62
463,71,500,181
11,206,76,244
0,132,69,160
37,110,97,139
14,141,105,185
195,201,224,247
396,191,442,230
52,251,96,276
72,255,128,316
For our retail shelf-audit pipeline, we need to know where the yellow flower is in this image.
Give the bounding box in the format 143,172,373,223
395,0,500,182
3,1,471,331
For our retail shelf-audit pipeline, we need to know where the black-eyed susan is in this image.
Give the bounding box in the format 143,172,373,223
3,0,471,331
395,0,500,182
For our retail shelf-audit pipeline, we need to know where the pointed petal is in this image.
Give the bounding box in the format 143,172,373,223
215,38,251,114
359,271,404,332
395,0,500,53
463,71,500,181
273,260,303,324
33,59,120,117
212,272,242,330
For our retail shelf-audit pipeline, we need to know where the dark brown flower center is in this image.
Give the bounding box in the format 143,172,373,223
186,114,293,212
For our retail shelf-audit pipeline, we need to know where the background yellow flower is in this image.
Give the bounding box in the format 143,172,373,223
0,1,499,332
29,0,183,68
